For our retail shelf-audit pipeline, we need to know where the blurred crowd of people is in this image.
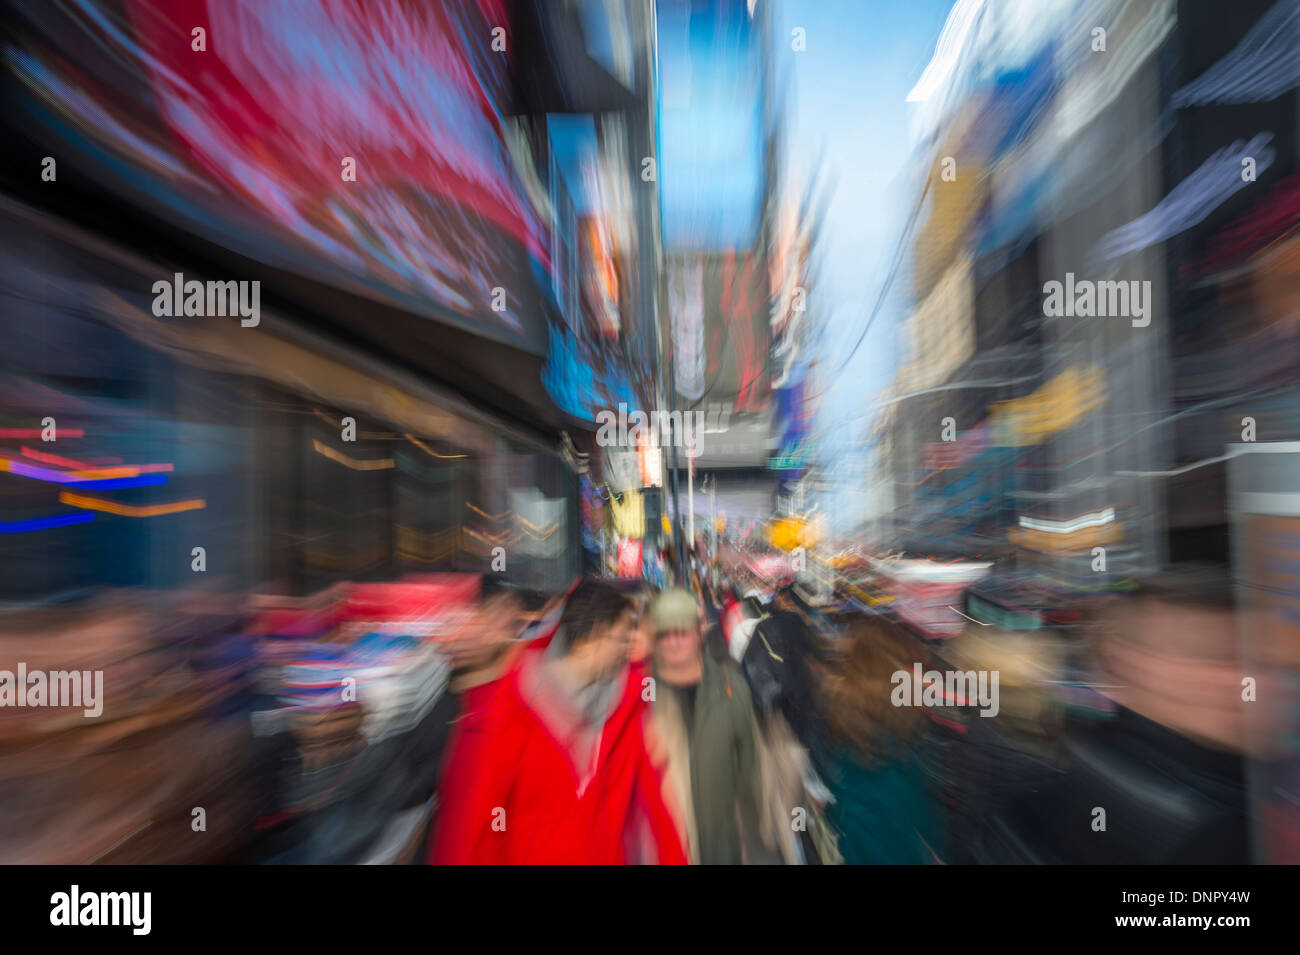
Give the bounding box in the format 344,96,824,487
421,572,855,865
2,558,1280,864
410,562,1277,865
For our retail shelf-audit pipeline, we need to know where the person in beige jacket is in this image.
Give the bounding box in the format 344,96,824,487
646,588,770,864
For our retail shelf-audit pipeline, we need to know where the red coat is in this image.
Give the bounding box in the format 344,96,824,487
430,646,687,865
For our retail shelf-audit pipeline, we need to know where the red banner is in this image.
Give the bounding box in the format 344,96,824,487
617,539,643,579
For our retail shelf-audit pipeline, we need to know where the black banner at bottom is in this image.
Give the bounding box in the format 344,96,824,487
3,864,1285,942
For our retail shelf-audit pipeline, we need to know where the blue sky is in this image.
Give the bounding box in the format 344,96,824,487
771,0,955,529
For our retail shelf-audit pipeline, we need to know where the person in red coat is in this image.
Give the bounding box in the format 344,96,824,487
430,578,687,865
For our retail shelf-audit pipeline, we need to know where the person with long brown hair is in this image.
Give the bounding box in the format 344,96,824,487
820,612,949,864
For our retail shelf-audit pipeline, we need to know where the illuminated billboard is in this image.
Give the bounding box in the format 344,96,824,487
655,0,765,252
669,252,770,416
6,0,551,352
